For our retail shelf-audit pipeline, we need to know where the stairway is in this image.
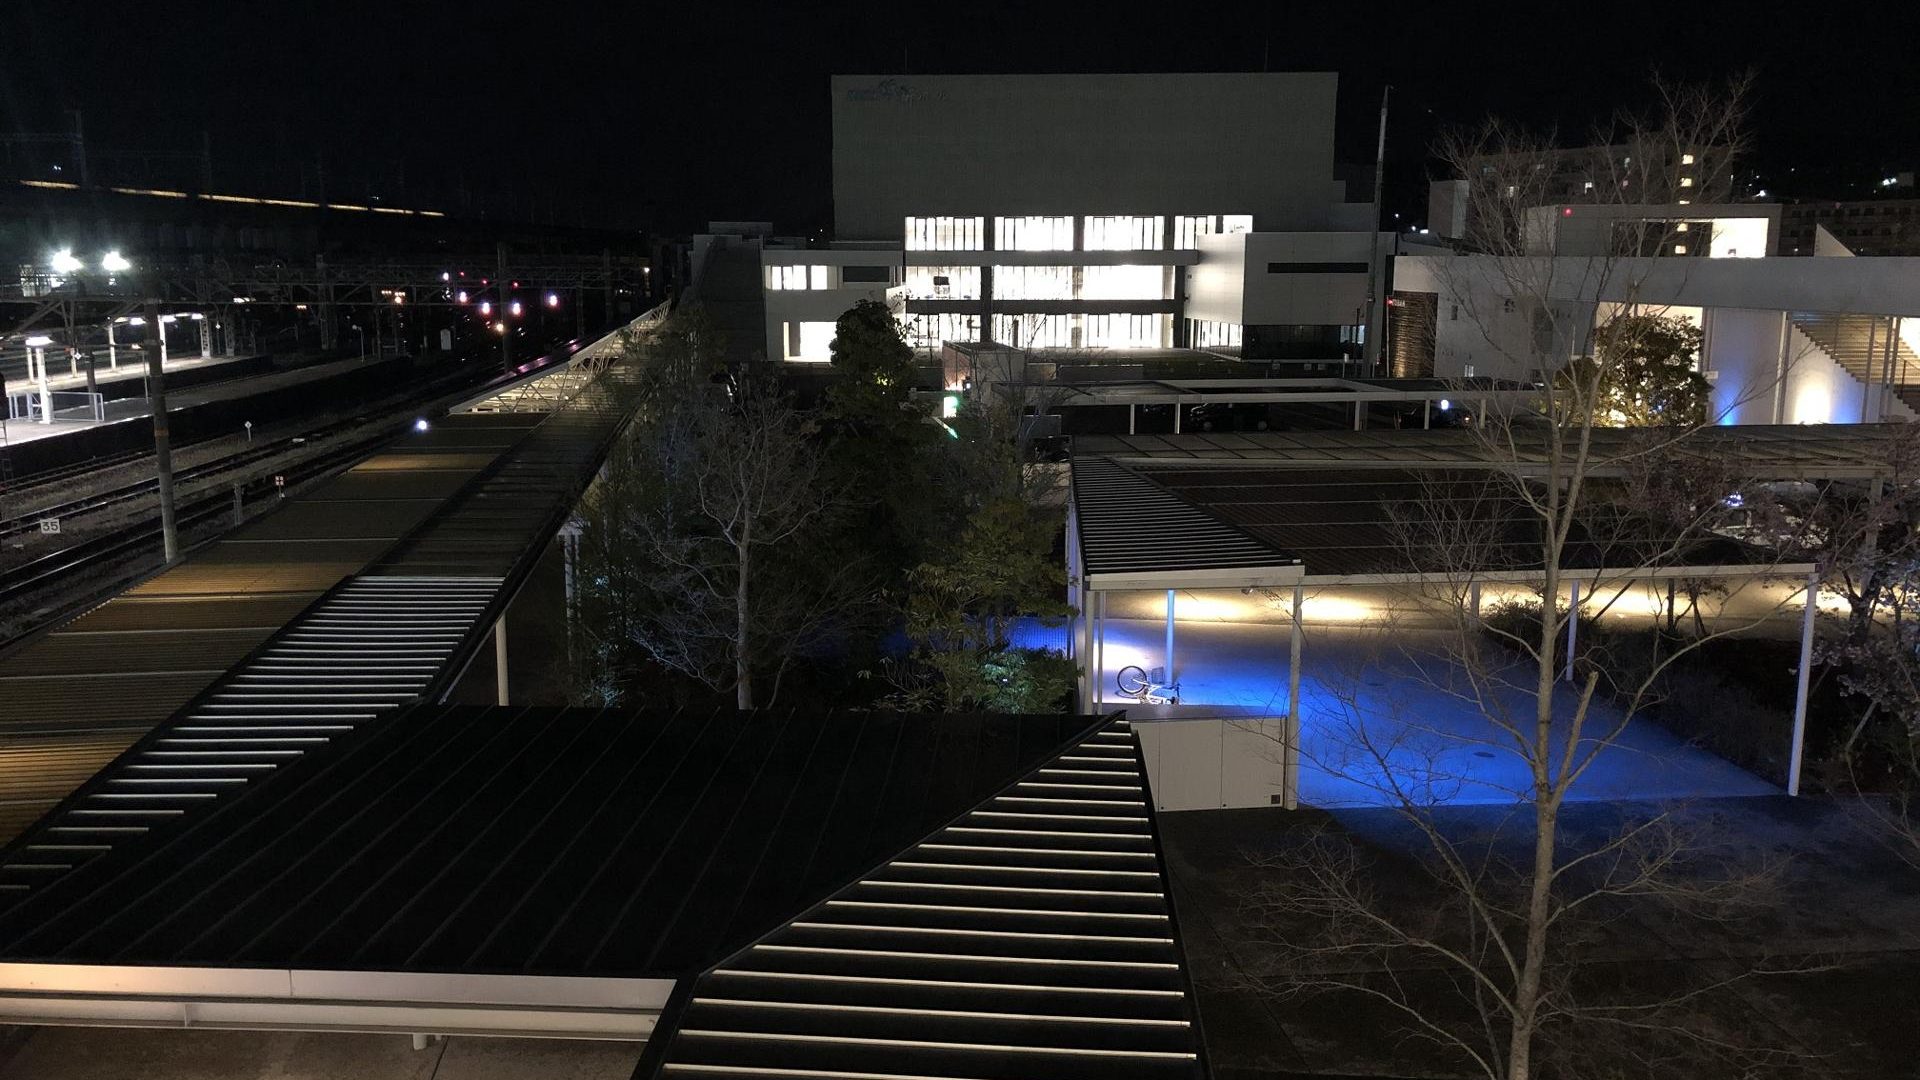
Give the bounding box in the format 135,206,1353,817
1788,312,1920,417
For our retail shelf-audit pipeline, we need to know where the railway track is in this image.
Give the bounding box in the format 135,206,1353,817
0,336,592,618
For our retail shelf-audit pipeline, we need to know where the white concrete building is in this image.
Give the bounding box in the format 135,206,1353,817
1393,215,1920,425
756,73,1387,365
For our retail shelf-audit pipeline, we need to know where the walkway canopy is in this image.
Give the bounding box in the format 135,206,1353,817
0,705,1207,1079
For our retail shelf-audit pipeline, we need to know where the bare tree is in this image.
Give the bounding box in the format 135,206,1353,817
570,320,876,709
1240,77,1821,1080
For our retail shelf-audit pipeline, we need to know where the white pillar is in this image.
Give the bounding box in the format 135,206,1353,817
1094,591,1106,707
1172,401,1182,435
1564,579,1580,682
1164,588,1176,683
32,347,51,424
67,347,77,377
1128,403,1136,435
1423,398,1432,429
1285,585,1305,810
1788,569,1818,796
105,321,118,371
1468,580,1482,627
494,616,509,706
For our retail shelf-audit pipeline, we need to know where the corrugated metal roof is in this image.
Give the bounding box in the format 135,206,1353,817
0,707,1106,978
1137,466,1772,580
1071,458,1297,583
644,715,1208,1080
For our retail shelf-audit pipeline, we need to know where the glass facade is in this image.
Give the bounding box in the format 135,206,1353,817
994,216,1075,251
905,216,985,251
1083,215,1165,250
1173,214,1254,248
767,264,834,290
903,313,982,351
906,265,982,299
1080,265,1169,301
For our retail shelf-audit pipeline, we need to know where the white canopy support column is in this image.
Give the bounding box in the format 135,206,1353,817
1788,568,1818,796
1164,589,1176,683
1284,584,1304,810
1094,591,1107,707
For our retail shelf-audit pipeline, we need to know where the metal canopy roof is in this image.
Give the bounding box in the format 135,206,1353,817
0,708,1212,1065
0,707,1104,978
1137,465,1789,582
644,715,1207,1080
1071,458,1301,590
1073,424,1909,480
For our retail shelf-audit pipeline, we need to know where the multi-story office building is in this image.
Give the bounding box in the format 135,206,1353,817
753,73,1386,365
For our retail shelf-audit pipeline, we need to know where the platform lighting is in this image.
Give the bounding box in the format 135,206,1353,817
1438,399,1452,411
24,336,53,347
479,300,492,317
440,271,451,282
545,292,559,308
48,249,82,274
100,251,131,272
509,300,523,317
492,321,506,334
457,290,470,304
414,418,430,432
392,293,406,305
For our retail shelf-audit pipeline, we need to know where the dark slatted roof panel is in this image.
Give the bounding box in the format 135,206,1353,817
1072,458,1298,579
646,716,1209,1080
1073,423,1906,478
0,576,501,904
0,707,1105,981
1133,465,1774,579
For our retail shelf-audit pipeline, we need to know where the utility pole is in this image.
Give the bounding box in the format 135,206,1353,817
1362,84,1391,376
144,301,179,562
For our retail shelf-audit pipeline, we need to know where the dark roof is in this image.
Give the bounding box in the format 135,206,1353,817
1136,466,1770,579
1071,458,1297,581
643,715,1208,1080
1072,424,1905,480
0,705,1102,979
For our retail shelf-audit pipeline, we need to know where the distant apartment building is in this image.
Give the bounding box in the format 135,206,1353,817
1779,185,1920,256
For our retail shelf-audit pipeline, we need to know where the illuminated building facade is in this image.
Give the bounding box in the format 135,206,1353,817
759,73,1385,363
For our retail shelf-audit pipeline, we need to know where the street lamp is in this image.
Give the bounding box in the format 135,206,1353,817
100,251,130,272
47,249,81,275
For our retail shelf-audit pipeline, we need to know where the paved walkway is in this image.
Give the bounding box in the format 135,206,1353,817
1016,612,1777,807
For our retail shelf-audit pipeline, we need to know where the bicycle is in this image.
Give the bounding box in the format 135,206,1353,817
1115,664,1180,706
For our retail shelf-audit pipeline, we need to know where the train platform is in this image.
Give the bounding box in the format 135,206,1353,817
0,410,542,843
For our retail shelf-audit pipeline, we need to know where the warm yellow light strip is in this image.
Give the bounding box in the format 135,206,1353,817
110,186,189,198
28,178,445,216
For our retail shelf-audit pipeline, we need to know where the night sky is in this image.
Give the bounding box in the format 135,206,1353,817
3,0,1916,235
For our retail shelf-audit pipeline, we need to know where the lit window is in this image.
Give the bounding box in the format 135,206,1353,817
1681,153,1695,165
905,216,984,251
994,216,1073,251
1680,177,1695,188
1583,181,1594,192
809,265,830,289
1673,244,1688,255
1675,223,1689,232
1080,265,1169,301
1083,216,1165,251
765,265,808,290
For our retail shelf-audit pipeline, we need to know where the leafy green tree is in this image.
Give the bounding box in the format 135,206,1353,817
902,495,1076,712
820,299,952,576
1558,312,1710,427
